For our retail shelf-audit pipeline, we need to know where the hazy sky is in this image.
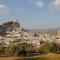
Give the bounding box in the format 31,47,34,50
0,0,60,29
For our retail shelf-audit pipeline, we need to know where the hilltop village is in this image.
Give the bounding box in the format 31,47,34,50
0,21,60,56
0,21,60,46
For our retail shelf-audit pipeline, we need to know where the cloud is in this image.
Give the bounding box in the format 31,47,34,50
29,0,44,8
49,0,60,11
34,1,44,8
0,5,9,13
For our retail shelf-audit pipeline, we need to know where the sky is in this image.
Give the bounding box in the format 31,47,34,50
0,0,60,29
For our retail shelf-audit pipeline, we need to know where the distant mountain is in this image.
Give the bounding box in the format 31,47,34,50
28,27,60,33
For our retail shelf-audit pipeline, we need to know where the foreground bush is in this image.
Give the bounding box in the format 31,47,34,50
0,42,60,56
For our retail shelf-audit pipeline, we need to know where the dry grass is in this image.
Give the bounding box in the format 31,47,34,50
0,53,60,60
0,56,23,60
40,53,60,58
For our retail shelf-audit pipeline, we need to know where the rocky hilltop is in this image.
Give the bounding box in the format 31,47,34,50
0,21,20,36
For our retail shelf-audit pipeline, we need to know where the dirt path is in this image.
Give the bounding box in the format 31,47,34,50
0,57,22,60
